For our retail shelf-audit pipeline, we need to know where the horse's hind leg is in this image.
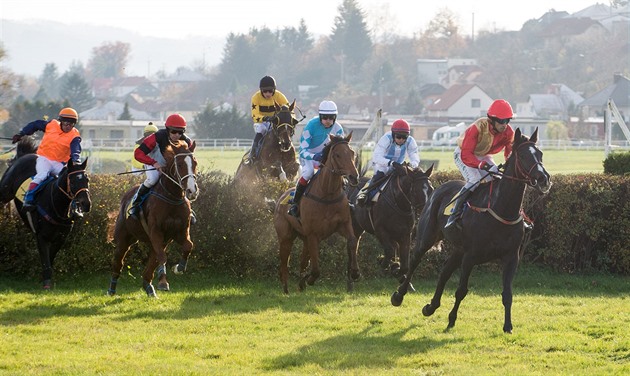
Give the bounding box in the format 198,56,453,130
156,263,169,291
501,255,519,334
278,237,295,294
36,237,53,289
423,249,463,317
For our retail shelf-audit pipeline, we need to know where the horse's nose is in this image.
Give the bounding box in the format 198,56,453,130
187,189,199,201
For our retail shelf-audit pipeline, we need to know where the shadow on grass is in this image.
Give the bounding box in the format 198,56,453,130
263,324,460,371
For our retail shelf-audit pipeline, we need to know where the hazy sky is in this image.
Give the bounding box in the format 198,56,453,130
2,0,600,39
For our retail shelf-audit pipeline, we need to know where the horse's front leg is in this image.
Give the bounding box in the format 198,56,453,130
422,250,463,317
143,239,167,298
342,224,360,292
172,236,194,275
304,236,321,288
446,253,474,330
36,236,53,289
501,254,519,334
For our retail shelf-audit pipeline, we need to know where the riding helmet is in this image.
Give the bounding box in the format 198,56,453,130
58,107,78,124
391,119,410,134
487,99,514,120
318,100,338,115
259,75,276,90
165,113,187,129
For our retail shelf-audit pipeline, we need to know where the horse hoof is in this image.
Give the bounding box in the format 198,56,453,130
172,264,184,275
408,283,416,293
157,282,170,291
346,280,354,292
422,304,435,317
42,280,52,290
107,289,116,296
391,292,403,306
298,279,306,291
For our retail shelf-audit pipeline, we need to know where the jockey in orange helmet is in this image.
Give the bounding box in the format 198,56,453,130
12,107,83,216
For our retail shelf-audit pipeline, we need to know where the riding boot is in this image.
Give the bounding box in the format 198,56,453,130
249,133,264,163
128,184,151,220
356,171,385,206
22,182,38,212
288,182,307,217
444,187,472,231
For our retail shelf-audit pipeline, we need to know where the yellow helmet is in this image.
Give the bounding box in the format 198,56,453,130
144,122,158,134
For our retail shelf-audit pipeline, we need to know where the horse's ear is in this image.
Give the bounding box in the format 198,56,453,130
425,163,434,177
289,99,296,112
274,100,281,111
530,127,539,143
514,128,522,142
345,131,353,142
190,140,197,153
81,158,88,170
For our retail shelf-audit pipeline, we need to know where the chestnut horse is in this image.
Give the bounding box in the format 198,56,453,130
108,140,198,297
347,162,434,282
274,133,359,294
391,128,551,333
234,100,303,184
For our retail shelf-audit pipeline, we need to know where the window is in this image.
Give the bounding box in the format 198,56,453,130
88,129,95,139
110,130,124,139
471,99,481,108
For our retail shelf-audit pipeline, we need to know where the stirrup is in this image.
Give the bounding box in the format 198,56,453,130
288,204,299,217
22,202,36,212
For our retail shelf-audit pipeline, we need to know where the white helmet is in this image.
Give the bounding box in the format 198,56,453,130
318,100,338,115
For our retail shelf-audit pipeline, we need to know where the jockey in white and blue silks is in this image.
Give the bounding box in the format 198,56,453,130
357,119,420,205
287,100,344,217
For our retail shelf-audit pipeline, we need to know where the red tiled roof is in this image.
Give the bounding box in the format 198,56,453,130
426,84,476,110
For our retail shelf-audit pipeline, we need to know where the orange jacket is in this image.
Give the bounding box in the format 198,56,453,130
22,119,82,162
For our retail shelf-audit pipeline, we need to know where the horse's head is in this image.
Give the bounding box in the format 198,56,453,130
321,132,359,186
510,128,552,194
66,158,91,214
165,141,199,201
271,99,301,152
403,163,434,210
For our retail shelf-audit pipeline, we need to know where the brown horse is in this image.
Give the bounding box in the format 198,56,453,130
274,133,359,294
391,128,551,333
347,162,434,282
108,140,198,298
234,99,303,184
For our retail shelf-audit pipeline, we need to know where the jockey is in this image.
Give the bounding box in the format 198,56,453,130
444,99,515,231
356,119,420,206
131,122,158,172
12,107,83,216
129,113,194,220
249,75,289,163
288,100,344,217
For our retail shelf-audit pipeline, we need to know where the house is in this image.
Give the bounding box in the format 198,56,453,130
424,84,493,121
80,101,155,141
578,74,630,121
441,64,483,89
516,85,584,121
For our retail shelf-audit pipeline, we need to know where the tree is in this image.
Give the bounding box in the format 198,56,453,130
118,102,133,120
416,8,466,58
0,43,20,112
38,63,61,100
87,41,130,79
330,0,373,76
59,71,95,112
2,99,68,137
193,102,250,139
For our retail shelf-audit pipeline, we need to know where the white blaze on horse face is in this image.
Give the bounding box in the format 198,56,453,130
184,155,198,200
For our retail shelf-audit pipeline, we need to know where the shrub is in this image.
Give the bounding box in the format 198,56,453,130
603,151,630,175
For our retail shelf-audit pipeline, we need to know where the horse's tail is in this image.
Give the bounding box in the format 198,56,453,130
16,137,38,160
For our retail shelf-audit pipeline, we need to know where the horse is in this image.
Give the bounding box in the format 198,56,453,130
391,128,552,333
273,133,359,294
0,138,91,289
234,99,303,184
346,162,434,281
108,140,198,298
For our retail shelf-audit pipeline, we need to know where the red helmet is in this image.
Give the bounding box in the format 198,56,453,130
165,113,187,129
487,99,513,119
391,119,410,134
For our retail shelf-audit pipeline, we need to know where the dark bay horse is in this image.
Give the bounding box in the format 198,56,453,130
391,128,551,333
347,162,434,281
273,133,359,294
108,140,198,298
0,139,91,288
234,99,303,184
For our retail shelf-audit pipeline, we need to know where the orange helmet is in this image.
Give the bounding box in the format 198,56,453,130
391,119,410,134
487,99,513,119
58,107,78,123
165,113,187,129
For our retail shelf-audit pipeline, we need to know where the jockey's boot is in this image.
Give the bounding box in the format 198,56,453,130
356,171,384,206
248,133,264,163
444,187,472,232
288,181,307,218
128,184,151,220
22,182,39,212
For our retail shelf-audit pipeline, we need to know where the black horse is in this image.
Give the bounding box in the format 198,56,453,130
0,139,91,288
391,128,551,333
347,162,434,281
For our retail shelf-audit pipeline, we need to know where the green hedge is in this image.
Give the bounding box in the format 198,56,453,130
1,170,628,284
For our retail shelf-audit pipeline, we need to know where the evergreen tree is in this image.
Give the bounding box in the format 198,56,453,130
329,0,373,76
118,102,133,120
59,72,96,112
38,63,61,100
193,102,249,139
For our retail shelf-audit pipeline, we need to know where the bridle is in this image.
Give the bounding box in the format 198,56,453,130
159,152,198,201
322,140,354,177
497,141,544,188
57,169,89,200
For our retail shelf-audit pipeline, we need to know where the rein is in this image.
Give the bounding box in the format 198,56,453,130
156,152,197,202
303,140,352,204
57,169,89,200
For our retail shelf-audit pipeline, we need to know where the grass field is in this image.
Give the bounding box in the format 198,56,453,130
87,147,608,176
0,266,628,375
